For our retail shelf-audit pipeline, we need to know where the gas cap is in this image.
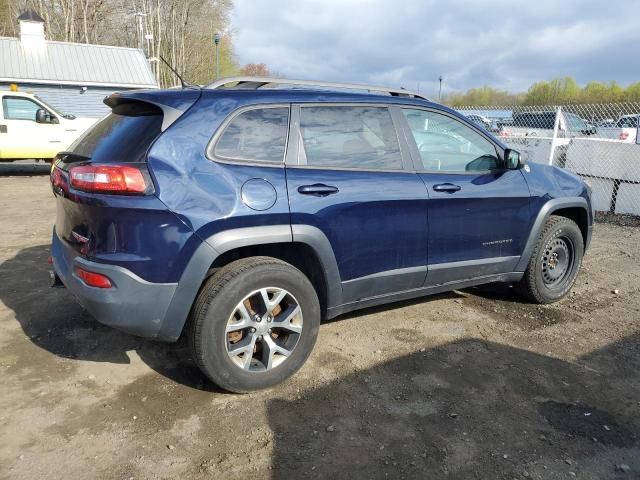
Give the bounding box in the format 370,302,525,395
241,178,277,211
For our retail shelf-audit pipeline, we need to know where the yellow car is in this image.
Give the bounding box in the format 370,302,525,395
0,90,97,161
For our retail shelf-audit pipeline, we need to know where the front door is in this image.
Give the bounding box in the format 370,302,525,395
399,107,531,285
286,104,428,304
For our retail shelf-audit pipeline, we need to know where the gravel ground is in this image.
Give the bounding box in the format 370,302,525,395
1,176,639,480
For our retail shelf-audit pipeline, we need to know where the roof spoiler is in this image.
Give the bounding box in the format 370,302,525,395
104,89,201,131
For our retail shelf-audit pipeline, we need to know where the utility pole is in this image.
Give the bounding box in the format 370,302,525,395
214,32,221,79
438,75,443,102
133,12,146,51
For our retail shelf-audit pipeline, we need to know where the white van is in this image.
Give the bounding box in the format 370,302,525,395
0,90,97,161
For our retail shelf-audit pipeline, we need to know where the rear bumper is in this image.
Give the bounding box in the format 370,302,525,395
51,228,178,340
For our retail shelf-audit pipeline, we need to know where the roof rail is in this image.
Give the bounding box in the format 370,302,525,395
205,76,430,101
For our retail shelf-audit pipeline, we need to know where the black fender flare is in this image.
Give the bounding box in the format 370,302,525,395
157,224,342,341
515,197,590,272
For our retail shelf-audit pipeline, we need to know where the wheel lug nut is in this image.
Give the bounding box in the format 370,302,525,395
249,327,256,333
267,329,272,334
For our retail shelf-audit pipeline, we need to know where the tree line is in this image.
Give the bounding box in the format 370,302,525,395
0,0,273,87
445,76,640,107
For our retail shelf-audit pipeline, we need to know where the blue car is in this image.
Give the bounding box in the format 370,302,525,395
50,77,593,392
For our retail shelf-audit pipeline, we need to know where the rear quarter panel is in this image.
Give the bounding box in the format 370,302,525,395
146,94,291,243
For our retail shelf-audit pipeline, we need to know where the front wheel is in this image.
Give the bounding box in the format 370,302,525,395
188,257,320,393
518,215,584,304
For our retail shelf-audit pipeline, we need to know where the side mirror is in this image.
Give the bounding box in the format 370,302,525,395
35,108,48,123
504,149,523,170
36,108,57,124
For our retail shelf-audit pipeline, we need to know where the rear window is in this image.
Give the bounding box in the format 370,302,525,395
69,102,163,163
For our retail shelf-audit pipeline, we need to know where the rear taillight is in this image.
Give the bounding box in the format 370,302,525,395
69,165,150,194
74,267,112,288
51,165,68,192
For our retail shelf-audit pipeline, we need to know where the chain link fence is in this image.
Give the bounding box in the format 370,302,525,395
456,103,640,216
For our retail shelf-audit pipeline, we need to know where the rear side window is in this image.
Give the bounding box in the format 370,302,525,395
214,107,289,163
70,102,163,163
299,106,402,170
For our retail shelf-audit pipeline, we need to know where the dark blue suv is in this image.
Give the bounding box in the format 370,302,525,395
50,77,593,392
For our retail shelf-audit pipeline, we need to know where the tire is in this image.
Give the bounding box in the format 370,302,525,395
518,215,584,304
188,256,320,393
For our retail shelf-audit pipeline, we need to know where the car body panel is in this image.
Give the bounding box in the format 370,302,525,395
49,87,594,342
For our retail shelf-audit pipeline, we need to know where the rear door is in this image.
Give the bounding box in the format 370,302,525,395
286,104,428,304
399,107,531,285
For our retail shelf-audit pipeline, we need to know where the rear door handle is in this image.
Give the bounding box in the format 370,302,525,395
433,183,461,193
297,184,339,196
0,125,7,133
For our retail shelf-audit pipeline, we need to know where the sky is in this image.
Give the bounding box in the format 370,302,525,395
231,0,637,97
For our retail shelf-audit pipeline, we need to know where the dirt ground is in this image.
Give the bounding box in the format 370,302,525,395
1,176,639,480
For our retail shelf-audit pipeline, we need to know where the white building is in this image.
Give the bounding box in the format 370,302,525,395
0,10,157,118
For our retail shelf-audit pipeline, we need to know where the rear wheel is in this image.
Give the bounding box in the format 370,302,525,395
518,215,584,304
188,257,320,393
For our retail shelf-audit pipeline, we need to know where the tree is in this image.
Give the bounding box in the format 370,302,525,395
239,63,270,76
0,0,11,36
625,82,640,102
444,85,522,107
0,0,237,87
521,77,581,105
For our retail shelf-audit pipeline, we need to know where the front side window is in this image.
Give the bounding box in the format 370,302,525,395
214,107,289,163
566,113,587,131
402,109,500,172
2,97,43,121
299,106,402,170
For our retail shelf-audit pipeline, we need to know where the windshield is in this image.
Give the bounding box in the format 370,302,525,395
34,95,67,117
617,116,640,128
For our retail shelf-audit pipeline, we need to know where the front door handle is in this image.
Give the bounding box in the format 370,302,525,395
0,125,7,133
297,184,339,196
433,183,461,193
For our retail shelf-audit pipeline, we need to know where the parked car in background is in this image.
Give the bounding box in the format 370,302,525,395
465,114,493,131
614,114,639,143
49,77,593,392
499,110,597,138
0,89,97,162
